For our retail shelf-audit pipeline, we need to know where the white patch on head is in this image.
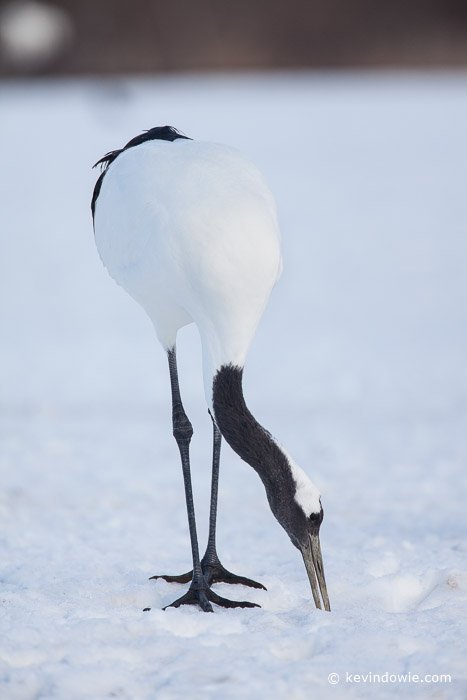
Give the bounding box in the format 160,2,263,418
271,439,322,516
287,456,322,517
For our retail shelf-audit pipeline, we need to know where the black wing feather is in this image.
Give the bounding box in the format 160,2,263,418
91,125,191,221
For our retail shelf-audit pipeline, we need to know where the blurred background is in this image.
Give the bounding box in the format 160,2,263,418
1,3,467,697
1,0,467,75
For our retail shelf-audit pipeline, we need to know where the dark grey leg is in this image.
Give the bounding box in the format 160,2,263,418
203,419,222,563
151,348,259,611
161,347,213,611
200,418,267,590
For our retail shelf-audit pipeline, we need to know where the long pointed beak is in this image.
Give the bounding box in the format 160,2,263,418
301,532,331,611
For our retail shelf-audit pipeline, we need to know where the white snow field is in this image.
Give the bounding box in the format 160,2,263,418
1,72,467,699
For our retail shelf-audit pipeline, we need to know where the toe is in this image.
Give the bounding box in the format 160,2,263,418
208,590,261,609
149,571,193,584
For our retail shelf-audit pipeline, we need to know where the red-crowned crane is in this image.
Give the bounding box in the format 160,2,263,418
92,126,330,613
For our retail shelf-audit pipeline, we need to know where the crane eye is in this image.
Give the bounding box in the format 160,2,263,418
309,509,323,526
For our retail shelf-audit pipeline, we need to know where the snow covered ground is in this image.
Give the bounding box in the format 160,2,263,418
1,72,467,699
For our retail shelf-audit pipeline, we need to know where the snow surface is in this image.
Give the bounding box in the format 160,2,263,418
1,72,467,699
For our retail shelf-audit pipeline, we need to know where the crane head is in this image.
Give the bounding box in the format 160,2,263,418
267,461,331,612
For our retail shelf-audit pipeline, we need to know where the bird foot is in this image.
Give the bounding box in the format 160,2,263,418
150,556,266,590
163,582,260,612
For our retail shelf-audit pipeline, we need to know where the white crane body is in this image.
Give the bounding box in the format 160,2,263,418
92,127,330,613
94,139,282,405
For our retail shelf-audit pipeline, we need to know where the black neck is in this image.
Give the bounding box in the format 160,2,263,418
212,364,293,503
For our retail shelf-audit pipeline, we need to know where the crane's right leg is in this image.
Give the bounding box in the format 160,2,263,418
162,347,213,612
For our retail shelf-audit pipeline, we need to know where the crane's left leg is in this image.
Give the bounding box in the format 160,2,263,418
199,417,266,590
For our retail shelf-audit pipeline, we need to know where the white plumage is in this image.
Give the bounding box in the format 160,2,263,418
92,128,330,612
94,139,282,406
